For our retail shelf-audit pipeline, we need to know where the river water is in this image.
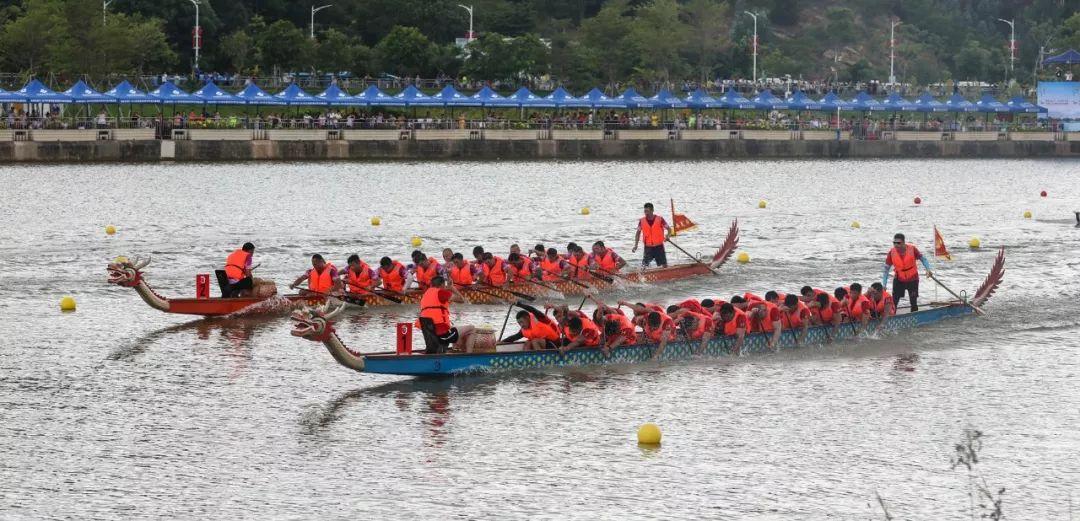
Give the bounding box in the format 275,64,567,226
1,159,1078,519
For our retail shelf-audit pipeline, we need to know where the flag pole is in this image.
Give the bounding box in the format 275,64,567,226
670,198,677,237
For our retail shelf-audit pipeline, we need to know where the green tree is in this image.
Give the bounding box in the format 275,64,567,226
953,40,991,80
824,7,856,56
769,0,800,26
628,0,686,83
680,0,730,82
257,20,312,71
0,0,67,73
315,28,355,73
221,29,257,73
760,48,796,78
1060,12,1080,51
579,0,636,84
375,25,434,77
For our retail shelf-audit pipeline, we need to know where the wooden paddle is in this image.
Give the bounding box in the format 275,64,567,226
511,273,562,293
344,281,403,304
465,284,516,303
294,287,366,307
477,282,536,302
665,238,721,276
539,267,593,290
927,272,986,315
497,302,516,341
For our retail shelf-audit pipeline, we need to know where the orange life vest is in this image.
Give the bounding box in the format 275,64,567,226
605,313,637,344
888,245,920,282
749,301,780,333
678,299,706,314
845,294,872,320
345,262,374,293
719,307,748,336
563,312,601,347
644,312,675,342
781,301,811,329
593,249,618,272
567,253,591,280
483,256,508,286
510,260,533,281
418,287,451,332
539,257,565,282
380,261,406,292
448,263,475,286
813,295,841,324
873,291,896,316
414,261,440,288
224,249,250,281
640,216,666,247
308,263,336,293
521,314,560,342
681,312,713,340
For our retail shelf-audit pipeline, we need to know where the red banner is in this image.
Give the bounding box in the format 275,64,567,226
933,225,952,261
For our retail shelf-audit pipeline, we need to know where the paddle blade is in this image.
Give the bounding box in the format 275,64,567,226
971,247,1005,307
709,219,740,267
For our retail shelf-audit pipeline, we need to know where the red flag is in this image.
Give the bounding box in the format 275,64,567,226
933,225,952,261
670,198,697,236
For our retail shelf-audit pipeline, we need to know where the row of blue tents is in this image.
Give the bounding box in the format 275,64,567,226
0,78,1047,114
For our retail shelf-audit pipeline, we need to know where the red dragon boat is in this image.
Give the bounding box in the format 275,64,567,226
106,221,740,317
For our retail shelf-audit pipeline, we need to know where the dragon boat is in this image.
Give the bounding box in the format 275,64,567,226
106,221,740,317
290,248,1004,378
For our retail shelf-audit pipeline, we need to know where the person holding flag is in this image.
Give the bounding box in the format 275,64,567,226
631,202,671,268
883,233,933,312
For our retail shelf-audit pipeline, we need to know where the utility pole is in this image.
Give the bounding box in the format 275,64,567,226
889,19,901,85
189,0,201,72
744,11,758,85
103,0,113,26
310,4,332,40
998,18,1016,82
458,4,475,42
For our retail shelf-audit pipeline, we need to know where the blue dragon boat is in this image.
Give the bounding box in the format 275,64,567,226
290,249,1004,378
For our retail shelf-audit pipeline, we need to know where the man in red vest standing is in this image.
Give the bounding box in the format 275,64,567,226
631,202,672,268
883,233,933,312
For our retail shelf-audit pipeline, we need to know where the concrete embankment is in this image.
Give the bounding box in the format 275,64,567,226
0,138,1078,162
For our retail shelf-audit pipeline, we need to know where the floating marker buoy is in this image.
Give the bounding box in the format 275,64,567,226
968,236,981,249
758,200,767,209
105,225,116,235
1040,190,1047,197
370,216,381,226
580,207,590,215
736,252,750,264
59,296,76,312
851,221,861,229
637,423,662,445
411,236,423,247
1023,210,1032,219
913,197,922,205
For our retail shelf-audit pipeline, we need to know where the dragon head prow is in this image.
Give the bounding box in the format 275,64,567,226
971,247,1005,307
106,255,151,287
291,302,346,340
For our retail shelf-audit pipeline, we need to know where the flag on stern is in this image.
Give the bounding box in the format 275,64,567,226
933,225,953,261
670,199,698,236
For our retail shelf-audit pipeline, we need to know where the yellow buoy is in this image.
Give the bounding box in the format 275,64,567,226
370,216,381,226
59,296,76,312
757,200,767,209
105,225,116,235
114,256,129,265
637,423,662,445
410,236,423,247
580,207,590,215
968,237,981,249
1023,210,1032,219
736,252,750,264
851,221,861,229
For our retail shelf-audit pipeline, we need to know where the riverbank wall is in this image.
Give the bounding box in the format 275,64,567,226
1,130,1079,162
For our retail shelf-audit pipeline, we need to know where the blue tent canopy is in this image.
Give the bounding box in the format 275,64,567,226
944,92,977,113
508,87,555,108
1043,49,1080,65
105,80,156,104
17,79,72,103
393,85,439,107
617,87,654,109
848,91,884,111
313,84,356,106
0,86,23,104
750,89,788,110
544,86,589,108
194,81,245,105
684,88,718,109
818,91,853,111
431,85,473,106
1005,96,1046,114
913,92,947,113
470,86,516,108
974,93,1009,113
649,88,688,109
275,84,319,105
150,81,199,104
786,90,822,111
237,83,287,105
582,87,624,108
63,80,113,103
356,85,403,106
716,89,756,110
880,92,916,112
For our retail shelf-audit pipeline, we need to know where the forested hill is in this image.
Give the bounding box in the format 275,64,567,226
1,0,1078,88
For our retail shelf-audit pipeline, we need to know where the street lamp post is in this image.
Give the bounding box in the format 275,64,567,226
744,11,758,85
103,0,113,25
889,19,901,85
998,18,1016,82
189,0,201,72
311,4,332,40
458,4,475,42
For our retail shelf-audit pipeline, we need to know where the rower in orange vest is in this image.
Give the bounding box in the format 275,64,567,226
447,253,478,286
377,257,407,293
642,310,676,360
715,303,749,355
290,254,342,295
799,286,830,304
747,291,783,350
867,282,896,334
471,246,486,267
842,283,874,335
507,252,534,282
700,298,728,315
223,242,255,297
601,312,638,355
342,254,378,296
499,302,561,351
536,248,570,282
590,241,627,273
779,294,812,344
809,291,842,338
441,248,455,267
417,275,474,353
530,243,546,264
631,202,672,268
559,312,601,354
479,252,511,286
618,300,666,327
676,311,714,355
883,232,933,312
410,252,445,290
566,245,592,281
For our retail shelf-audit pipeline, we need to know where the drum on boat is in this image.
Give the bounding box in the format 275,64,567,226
470,327,496,353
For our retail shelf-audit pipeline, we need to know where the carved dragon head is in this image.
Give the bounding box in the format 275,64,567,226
291,302,346,342
106,255,151,287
